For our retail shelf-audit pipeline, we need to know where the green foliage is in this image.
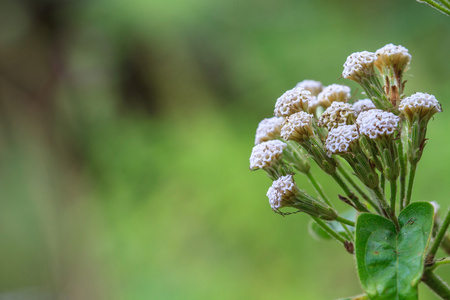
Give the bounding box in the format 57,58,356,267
355,202,434,299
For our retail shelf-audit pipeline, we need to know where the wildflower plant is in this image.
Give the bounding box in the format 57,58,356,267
249,44,450,299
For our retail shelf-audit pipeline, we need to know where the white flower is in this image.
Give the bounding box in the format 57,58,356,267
254,117,284,144
342,51,376,82
250,140,286,170
399,92,442,122
375,43,411,72
274,87,312,117
318,102,356,130
267,174,298,210
317,84,351,108
325,125,359,155
280,111,314,142
356,109,400,139
352,99,376,115
295,80,323,96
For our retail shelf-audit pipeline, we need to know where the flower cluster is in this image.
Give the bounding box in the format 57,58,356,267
249,43,446,298
250,43,441,234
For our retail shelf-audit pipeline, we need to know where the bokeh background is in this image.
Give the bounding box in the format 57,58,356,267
0,0,449,299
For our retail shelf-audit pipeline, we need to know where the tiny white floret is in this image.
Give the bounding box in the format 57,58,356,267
250,140,287,170
325,125,359,155
274,87,312,117
267,174,298,210
356,109,400,139
255,117,285,145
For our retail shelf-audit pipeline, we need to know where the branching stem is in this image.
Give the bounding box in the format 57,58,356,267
405,162,417,208
428,207,450,261
422,270,450,299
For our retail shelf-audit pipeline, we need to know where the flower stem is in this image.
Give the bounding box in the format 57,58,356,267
331,172,369,212
390,179,397,217
442,0,450,10
306,171,332,207
398,138,407,211
337,163,379,212
373,186,400,231
311,216,346,244
335,215,355,227
419,0,450,16
405,162,417,208
427,258,450,271
306,171,355,239
422,270,450,299
428,207,450,261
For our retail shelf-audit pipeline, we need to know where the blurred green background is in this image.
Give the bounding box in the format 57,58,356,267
0,0,449,299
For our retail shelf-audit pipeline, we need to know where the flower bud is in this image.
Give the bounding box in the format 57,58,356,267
356,109,400,181
267,174,337,220
281,111,314,142
342,51,376,83
375,43,411,74
295,79,323,96
250,140,286,169
325,125,379,189
399,92,442,124
325,125,359,155
254,117,284,145
399,92,442,164
318,102,356,130
356,109,400,140
352,99,376,115
274,87,312,117
317,84,351,108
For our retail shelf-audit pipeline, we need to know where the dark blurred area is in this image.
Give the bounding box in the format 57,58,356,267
0,0,449,299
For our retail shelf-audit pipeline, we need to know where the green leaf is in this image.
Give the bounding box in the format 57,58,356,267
355,202,434,300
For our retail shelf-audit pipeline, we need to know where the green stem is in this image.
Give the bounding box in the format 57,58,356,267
405,162,417,208
398,138,407,211
331,173,369,212
306,171,332,207
306,171,355,239
428,207,450,261
380,173,386,195
419,0,450,16
373,186,400,231
440,0,450,12
311,216,346,244
422,270,450,299
335,215,355,227
390,179,397,217
427,258,450,271
337,163,379,212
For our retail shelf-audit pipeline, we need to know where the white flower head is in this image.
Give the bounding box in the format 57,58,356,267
280,111,314,142
274,87,312,117
295,80,323,96
267,174,299,210
318,102,356,130
250,140,287,170
254,117,284,145
325,125,359,155
317,84,351,108
352,99,376,115
356,109,400,139
342,51,376,82
375,43,412,72
399,92,442,122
